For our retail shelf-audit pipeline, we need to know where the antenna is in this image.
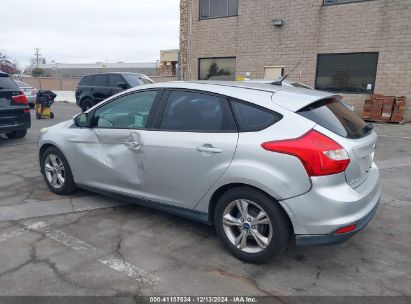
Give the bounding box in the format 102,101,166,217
271,62,301,86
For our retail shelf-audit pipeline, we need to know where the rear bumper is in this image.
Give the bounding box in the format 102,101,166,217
295,199,379,246
0,112,31,133
280,163,381,243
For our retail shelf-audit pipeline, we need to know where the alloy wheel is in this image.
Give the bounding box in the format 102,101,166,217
222,199,273,253
44,154,65,189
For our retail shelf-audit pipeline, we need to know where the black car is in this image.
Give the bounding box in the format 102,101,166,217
0,72,31,139
75,72,154,112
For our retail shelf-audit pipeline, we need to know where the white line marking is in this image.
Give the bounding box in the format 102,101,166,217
0,222,48,242
29,223,159,285
378,135,411,139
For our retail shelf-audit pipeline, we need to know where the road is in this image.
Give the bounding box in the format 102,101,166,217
0,102,410,297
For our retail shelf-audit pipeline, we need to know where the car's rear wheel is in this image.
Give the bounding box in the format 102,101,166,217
6,130,27,139
81,98,93,112
214,187,290,264
41,147,76,195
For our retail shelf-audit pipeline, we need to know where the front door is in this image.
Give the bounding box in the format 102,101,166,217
137,89,239,209
73,89,161,194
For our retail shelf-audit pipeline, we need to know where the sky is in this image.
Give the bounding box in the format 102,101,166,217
1,0,180,69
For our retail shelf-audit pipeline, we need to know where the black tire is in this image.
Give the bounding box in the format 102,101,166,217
214,187,290,264
6,130,27,139
81,98,93,112
50,112,54,119
40,146,77,195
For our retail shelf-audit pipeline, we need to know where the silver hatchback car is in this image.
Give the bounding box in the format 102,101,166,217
38,81,380,263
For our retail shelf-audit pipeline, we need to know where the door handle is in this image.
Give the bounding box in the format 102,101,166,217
197,146,222,153
124,141,140,149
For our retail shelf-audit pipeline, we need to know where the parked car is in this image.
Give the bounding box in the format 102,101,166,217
39,81,380,263
0,72,31,139
75,72,154,112
14,80,38,108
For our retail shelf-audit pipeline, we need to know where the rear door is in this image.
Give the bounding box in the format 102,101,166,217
298,98,377,188
0,75,28,128
138,89,239,208
107,74,125,97
91,74,110,102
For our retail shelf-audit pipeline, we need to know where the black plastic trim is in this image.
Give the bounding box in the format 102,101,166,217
77,184,212,225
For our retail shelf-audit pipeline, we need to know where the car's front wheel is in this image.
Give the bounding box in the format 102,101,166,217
6,130,27,139
41,147,77,195
214,187,290,264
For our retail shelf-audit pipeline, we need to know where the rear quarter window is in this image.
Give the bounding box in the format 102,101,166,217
298,99,368,139
79,75,94,86
230,99,283,132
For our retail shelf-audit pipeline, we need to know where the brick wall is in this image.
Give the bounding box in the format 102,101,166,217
180,0,411,121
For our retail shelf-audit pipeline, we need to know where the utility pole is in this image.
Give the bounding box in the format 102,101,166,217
34,48,41,68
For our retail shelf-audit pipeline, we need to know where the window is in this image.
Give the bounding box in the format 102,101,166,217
199,57,236,80
122,74,154,87
298,98,367,139
79,75,94,86
0,74,17,89
231,100,282,132
324,0,374,5
108,74,124,87
200,0,238,19
93,91,158,129
160,91,236,132
92,74,108,87
315,53,379,94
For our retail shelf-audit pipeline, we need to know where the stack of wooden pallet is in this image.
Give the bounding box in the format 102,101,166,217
362,94,406,124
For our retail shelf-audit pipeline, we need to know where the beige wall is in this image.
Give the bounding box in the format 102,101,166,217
14,76,177,91
180,0,411,121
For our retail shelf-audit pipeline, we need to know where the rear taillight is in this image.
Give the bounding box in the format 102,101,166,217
261,129,350,176
12,92,28,105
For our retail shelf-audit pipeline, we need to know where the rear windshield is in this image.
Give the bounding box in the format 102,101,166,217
0,75,18,89
298,99,368,139
123,74,154,87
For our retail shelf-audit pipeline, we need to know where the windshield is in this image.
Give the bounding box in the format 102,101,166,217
123,74,154,87
0,75,18,89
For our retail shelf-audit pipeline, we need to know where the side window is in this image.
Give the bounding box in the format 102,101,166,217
80,75,94,86
231,100,282,132
108,74,124,87
93,91,158,129
92,75,108,86
160,91,236,132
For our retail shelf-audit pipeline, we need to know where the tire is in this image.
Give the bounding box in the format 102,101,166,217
6,130,27,139
40,146,77,195
81,98,93,112
50,112,54,119
214,187,290,264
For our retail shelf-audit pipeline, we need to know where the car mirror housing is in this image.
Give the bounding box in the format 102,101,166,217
74,113,90,128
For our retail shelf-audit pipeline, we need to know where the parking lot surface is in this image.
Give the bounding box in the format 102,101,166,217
0,102,410,296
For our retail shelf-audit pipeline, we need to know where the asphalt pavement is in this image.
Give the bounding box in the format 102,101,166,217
0,102,410,296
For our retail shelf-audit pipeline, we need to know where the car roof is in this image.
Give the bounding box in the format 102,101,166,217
136,81,334,112
81,72,147,77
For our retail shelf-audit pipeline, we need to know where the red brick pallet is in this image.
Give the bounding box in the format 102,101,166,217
362,94,406,124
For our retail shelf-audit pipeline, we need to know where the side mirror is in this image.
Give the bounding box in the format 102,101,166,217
74,113,90,128
117,82,127,90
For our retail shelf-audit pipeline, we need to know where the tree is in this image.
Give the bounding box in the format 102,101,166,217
0,51,19,75
31,68,44,77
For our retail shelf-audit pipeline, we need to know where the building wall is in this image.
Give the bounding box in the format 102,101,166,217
180,0,411,121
